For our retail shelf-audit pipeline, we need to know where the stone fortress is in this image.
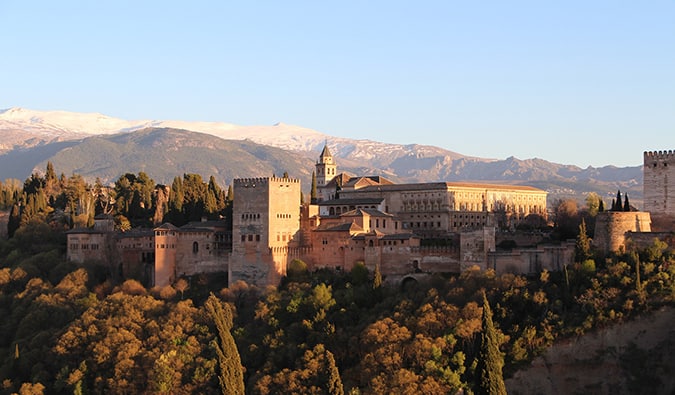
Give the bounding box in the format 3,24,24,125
592,150,675,254
66,146,674,289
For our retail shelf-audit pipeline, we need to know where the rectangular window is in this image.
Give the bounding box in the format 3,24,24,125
248,235,253,241
241,235,246,242
256,234,261,242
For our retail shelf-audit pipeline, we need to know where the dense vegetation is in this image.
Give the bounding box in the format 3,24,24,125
0,165,673,394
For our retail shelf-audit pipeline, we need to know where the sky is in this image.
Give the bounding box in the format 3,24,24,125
1,1,674,168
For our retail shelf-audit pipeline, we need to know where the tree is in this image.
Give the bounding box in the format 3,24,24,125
585,192,601,217
310,171,317,203
623,193,631,212
613,190,622,211
575,218,592,263
598,199,605,212
205,294,245,395
475,291,506,395
373,264,382,289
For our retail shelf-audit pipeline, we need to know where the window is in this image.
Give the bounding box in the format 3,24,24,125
193,242,199,253
256,234,261,242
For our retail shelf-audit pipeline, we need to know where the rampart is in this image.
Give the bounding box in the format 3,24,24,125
593,211,652,254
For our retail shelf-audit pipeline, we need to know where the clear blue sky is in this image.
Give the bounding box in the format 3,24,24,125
2,1,674,168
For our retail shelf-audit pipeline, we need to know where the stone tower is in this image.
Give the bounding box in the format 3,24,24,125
229,176,301,286
644,150,675,229
316,143,337,187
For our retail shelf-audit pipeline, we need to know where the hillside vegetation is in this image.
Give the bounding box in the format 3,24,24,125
0,164,672,394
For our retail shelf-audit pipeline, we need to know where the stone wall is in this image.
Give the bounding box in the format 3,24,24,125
593,211,652,254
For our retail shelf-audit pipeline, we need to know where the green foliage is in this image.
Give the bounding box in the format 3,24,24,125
287,259,309,279
205,294,245,395
476,292,507,395
575,218,592,263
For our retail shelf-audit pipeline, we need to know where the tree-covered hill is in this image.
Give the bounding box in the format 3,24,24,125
1,219,673,393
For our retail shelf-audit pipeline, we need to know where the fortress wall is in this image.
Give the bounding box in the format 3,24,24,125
593,211,652,254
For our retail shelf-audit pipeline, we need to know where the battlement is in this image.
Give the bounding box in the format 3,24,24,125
644,150,675,162
233,176,301,186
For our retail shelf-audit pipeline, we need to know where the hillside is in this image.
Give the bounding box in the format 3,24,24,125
507,307,675,394
32,128,316,187
0,107,643,205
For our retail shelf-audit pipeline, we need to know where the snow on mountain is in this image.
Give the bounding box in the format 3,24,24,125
0,107,465,164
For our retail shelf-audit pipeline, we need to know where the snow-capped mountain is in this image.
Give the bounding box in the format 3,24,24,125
0,107,643,206
0,107,471,165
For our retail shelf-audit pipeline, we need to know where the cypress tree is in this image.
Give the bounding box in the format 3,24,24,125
598,199,604,212
615,190,622,211
476,291,507,395
324,347,344,395
8,203,20,237
311,171,317,203
575,218,592,263
226,184,234,203
205,294,245,395
373,263,382,289
623,194,630,211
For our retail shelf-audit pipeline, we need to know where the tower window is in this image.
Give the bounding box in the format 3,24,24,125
193,242,199,254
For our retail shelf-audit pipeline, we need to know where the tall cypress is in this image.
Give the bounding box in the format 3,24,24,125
615,190,622,211
623,194,630,211
310,170,317,203
205,294,245,395
476,291,507,395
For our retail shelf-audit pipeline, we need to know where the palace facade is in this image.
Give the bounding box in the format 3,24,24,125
67,143,561,288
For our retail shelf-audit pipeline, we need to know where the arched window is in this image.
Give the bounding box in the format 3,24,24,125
193,242,199,254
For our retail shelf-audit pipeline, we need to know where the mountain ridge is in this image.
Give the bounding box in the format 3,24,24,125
0,107,643,206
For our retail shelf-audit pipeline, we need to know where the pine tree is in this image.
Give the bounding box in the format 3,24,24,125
310,171,317,203
476,291,507,395
205,294,245,395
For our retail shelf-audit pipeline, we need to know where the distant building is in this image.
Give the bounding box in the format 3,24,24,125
67,143,558,288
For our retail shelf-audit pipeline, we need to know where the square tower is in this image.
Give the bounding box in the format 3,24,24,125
230,176,301,286
644,150,675,228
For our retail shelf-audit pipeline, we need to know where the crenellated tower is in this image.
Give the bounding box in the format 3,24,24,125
229,176,302,286
644,150,675,229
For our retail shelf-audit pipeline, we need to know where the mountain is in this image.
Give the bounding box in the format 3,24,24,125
0,107,643,206
26,128,316,187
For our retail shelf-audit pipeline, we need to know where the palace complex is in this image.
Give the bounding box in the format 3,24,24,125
76,143,675,288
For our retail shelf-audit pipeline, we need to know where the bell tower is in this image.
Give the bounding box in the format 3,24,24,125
316,143,337,187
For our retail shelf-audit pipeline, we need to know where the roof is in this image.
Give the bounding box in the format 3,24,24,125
317,197,384,206
154,223,179,231
340,208,393,218
114,229,154,239
343,176,395,188
319,144,333,161
322,173,352,189
66,227,104,235
341,181,546,193
315,222,364,233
